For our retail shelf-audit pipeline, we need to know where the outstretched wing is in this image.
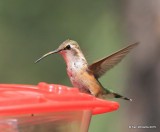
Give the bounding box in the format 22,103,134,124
88,42,139,78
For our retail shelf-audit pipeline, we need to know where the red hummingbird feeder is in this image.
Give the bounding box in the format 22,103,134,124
0,82,119,132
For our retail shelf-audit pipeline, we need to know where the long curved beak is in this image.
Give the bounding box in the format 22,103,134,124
35,49,60,63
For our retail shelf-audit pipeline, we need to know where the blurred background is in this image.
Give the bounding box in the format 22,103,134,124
0,0,159,132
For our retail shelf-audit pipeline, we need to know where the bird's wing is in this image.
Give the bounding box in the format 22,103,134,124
88,42,139,78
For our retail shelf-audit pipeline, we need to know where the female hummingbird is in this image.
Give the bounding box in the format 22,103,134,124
35,40,138,101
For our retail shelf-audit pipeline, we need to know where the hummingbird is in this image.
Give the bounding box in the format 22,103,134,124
35,39,138,101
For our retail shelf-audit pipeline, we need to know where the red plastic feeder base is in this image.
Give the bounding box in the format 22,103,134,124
0,82,119,115
0,82,119,132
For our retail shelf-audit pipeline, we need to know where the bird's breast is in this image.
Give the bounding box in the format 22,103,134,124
67,62,86,86
66,61,86,76
67,64,103,96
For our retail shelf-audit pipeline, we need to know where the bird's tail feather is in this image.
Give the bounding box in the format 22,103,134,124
112,92,132,101
103,88,132,101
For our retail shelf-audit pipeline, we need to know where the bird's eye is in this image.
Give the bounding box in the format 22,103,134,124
65,45,71,50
